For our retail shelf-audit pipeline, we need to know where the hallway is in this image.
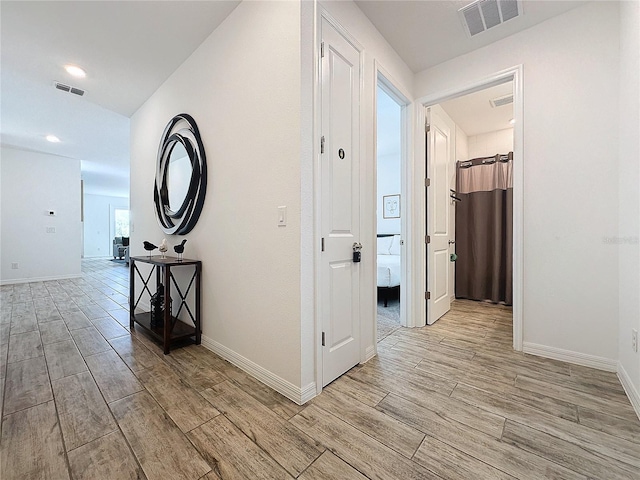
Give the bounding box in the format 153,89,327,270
1,259,639,479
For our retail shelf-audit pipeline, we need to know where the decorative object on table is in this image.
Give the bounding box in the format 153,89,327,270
158,238,168,258
174,239,187,261
143,241,157,257
383,194,401,219
149,283,165,328
154,113,207,235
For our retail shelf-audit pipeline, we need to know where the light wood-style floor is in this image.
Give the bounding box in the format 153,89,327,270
1,258,639,479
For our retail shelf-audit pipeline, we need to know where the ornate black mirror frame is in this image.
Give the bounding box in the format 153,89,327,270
154,113,207,235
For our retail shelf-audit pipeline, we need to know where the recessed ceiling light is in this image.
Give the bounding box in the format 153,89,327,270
509,118,515,125
64,64,86,78
46,135,61,143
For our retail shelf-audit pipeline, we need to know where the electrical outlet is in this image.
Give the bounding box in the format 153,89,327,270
46,227,56,233
11,262,18,269
633,329,638,353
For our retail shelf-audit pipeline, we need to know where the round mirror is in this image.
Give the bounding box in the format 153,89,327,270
166,142,191,211
154,114,207,235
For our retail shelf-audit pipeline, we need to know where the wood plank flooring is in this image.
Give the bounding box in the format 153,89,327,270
1,258,639,479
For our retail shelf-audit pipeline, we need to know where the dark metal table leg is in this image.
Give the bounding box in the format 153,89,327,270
129,259,135,329
163,265,171,354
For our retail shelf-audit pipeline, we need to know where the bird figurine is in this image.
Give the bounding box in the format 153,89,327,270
174,239,187,262
158,238,168,258
143,241,157,257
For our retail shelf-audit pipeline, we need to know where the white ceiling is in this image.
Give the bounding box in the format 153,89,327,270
354,0,586,73
439,81,513,136
0,0,240,197
1,0,584,198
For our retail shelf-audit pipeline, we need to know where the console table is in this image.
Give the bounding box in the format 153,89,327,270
129,255,201,354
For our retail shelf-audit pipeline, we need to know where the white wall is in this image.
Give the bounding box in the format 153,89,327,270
0,147,81,283
131,1,303,390
377,85,403,234
467,128,513,159
83,194,129,257
455,125,469,162
415,2,621,364
377,153,401,234
451,125,469,298
617,0,640,411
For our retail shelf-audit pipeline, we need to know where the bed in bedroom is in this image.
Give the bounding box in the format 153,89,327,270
377,234,401,307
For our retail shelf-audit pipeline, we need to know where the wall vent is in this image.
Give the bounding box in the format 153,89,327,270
459,0,522,37
53,81,85,97
490,94,513,108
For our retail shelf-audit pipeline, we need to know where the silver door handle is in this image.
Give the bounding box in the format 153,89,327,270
448,240,455,245
352,242,362,263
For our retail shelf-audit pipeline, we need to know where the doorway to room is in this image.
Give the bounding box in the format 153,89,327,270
423,82,515,347
427,81,515,327
417,66,523,350
439,82,514,309
376,82,404,341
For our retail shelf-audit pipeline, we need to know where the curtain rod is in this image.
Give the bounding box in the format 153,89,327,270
458,151,513,168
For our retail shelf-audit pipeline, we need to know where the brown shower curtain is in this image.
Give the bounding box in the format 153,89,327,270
455,152,513,305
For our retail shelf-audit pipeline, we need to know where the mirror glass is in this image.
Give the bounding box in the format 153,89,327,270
167,142,191,210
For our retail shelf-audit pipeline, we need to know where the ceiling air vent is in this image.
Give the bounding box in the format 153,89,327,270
490,94,513,108
459,0,522,37
53,81,85,97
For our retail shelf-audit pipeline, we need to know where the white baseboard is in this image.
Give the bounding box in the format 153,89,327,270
364,344,376,363
522,342,618,372
617,362,640,420
201,334,315,406
0,273,82,286
300,382,317,404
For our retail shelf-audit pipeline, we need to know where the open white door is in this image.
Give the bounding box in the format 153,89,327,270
427,105,453,324
320,18,361,386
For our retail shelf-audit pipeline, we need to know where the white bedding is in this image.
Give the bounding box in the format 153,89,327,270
377,254,401,288
377,235,401,288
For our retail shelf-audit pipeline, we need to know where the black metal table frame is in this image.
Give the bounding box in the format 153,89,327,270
129,256,201,354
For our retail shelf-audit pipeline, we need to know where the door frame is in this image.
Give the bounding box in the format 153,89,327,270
374,63,413,330
414,65,524,351
314,8,366,394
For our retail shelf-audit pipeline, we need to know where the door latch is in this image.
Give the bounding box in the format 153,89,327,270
352,242,362,263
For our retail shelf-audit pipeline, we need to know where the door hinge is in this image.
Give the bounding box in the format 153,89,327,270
321,237,325,252
425,235,430,244
321,331,325,346
425,178,431,187
321,42,325,58
425,291,431,300
425,123,430,133
320,136,325,154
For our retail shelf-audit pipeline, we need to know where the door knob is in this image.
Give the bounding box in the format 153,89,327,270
352,242,362,263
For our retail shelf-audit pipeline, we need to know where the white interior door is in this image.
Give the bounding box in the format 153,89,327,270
320,18,361,387
427,105,453,324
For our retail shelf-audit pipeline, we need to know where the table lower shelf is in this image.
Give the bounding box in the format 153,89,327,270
131,312,198,346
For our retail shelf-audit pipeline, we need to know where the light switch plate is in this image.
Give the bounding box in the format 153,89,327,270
278,206,287,226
